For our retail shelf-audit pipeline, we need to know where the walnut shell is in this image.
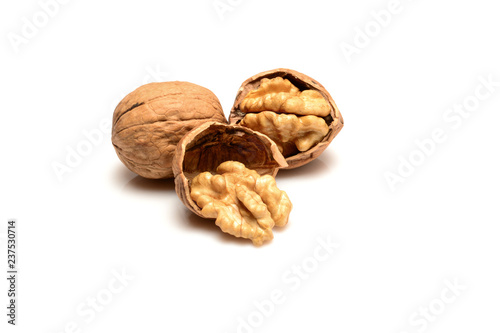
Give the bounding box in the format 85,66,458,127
172,122,287,217
112,81,226,179
229,68,344,169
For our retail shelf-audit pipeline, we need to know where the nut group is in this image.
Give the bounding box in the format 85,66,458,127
112,69,344,245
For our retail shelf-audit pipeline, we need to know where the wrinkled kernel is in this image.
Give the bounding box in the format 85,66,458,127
212,175,226,192
240,77,330,117
240,111,329,155
190,161,292,245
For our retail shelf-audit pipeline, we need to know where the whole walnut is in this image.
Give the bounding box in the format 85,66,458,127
112,81,226,179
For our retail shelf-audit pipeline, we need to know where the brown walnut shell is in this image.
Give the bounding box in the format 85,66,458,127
229,68,344,169
172,122,287,217
112,81,226,179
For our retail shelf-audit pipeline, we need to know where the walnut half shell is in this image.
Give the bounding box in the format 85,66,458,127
229,68,344,169
172,122,287,218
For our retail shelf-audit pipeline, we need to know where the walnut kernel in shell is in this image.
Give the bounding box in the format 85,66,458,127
173,122,291,244
229,69,344,169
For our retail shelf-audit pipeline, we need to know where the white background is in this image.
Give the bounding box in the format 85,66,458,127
1,0,500,332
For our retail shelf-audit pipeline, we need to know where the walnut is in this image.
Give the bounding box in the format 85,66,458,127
190,161,292,245
172,122,291,245
240,111,329,154
229,69,344,169
112,81,226,179
240,77,330,117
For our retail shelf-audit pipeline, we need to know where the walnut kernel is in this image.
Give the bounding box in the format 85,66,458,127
230,69,344,169
190,161,292,245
